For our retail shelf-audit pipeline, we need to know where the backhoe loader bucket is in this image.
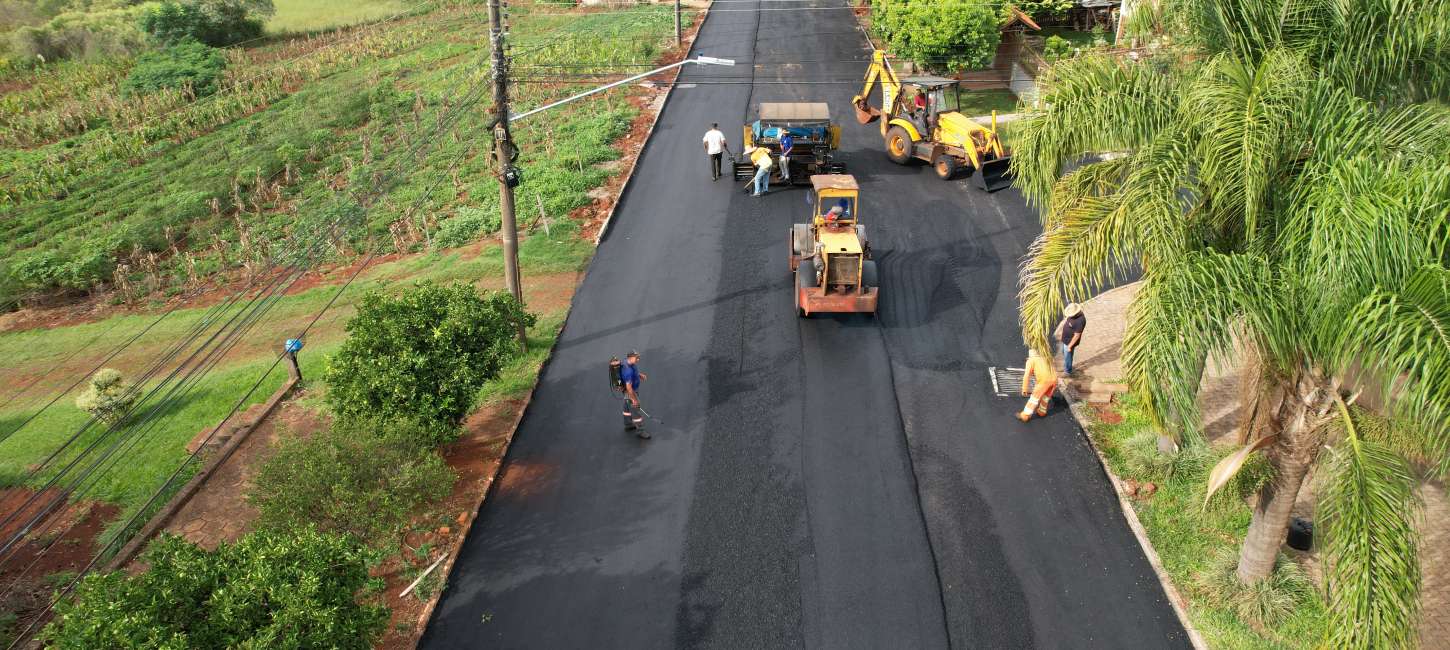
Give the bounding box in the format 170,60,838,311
852,96,880,125
976,156,1013,192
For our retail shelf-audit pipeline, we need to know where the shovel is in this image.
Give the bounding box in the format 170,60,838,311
977,155,1014,192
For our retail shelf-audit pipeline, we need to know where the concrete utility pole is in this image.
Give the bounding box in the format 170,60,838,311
487,0,527,348
674,0,682,46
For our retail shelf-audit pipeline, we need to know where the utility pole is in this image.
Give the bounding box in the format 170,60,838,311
674,0,682,47
487,0,527,349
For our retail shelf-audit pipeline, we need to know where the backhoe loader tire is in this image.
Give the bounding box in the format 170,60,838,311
855,225,868,252
885,126,913,165
861,260,879,288
933,155,958,180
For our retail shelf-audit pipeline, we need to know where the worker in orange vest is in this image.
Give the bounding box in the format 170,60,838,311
1018,348,1059,422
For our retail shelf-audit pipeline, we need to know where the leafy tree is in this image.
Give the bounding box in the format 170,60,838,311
122,39,226,96
870,0,1000,72
41,529,386,649
1015,0,1073,22
141,0,273,48
1012,0,1450,645
74,368,135,425
250,418,456,543
324,282,534,434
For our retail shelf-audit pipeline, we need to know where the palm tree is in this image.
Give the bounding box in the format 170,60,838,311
1010,0,1450,645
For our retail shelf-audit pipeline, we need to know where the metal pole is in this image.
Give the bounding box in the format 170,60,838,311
674,0,682,46
488,0,527,349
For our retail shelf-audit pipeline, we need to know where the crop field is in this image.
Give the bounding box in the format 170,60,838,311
0,0,686,545
0,2,676,310
268,0,411,33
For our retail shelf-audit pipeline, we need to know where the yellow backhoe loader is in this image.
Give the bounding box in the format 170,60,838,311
851,49,1013,191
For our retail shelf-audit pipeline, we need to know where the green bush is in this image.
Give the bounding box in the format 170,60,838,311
141,0,272,47
324,281,535,432
1042,34,1072,62
41,529,387,649
1016,0,1074,21
74,368,135,425
870,0,999,72
7,5,148,61
250,419,455,542
122,39,226,96
434,206,501,249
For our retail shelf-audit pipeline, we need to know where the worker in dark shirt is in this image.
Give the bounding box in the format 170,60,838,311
620,351,649,439
1057,303,1087,375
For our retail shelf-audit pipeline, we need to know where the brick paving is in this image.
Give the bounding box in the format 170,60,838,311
1075,282,1449,647
163,413,284,550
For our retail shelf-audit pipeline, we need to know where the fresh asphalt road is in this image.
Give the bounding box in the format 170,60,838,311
422,2,1190,648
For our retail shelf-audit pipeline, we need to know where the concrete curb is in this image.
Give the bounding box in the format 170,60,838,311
1060,383,1210,650
593,4,715,246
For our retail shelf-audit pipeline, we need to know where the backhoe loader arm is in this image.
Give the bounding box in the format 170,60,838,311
851,50,900,136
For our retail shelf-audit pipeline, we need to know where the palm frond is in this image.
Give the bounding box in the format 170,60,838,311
1121,250,1277,440
1319,399,1422,650
1009,54,1185,207
1338,266,1450,475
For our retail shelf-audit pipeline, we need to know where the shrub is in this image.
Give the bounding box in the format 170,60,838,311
324,281,535,432
434,206,501,249
141,0,272,48
122,39,226,96
250,419,456,542
1042,34,1072,62
7,5,147,61
870,0,999,72
1016,0,1073,21
74,368,135,425
41,529,387,649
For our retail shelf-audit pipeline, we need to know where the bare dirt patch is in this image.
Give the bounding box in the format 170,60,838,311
0,488,119,643
1090,402,1124,425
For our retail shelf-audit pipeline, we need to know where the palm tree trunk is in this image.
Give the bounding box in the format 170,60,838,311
1236,373,1331,583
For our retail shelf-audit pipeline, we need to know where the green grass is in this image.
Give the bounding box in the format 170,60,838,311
949,88,1020,117
1038,26,1113,50
1084,395,1329,648
267,0,410,33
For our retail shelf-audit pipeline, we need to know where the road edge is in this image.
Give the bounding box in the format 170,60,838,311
410,8,715,646
1059,384,1210,650
594,3,717,246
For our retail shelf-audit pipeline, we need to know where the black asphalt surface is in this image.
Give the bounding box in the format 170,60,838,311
422,3,1190,648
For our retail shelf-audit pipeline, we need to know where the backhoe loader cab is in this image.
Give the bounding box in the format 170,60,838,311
788,175,878,317
851,50,1014,191
732,102,846,185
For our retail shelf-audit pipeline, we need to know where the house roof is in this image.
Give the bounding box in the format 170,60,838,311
1001,5,1042,31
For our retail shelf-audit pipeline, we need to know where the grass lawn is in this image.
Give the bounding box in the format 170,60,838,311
1038,25,1113,49
1084,394,1329,648
267,0,409,33
950,88,1020,117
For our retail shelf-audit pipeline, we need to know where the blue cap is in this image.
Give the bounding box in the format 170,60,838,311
284,338,303,353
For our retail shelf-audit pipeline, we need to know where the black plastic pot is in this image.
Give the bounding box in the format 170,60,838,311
1287,517,1313,551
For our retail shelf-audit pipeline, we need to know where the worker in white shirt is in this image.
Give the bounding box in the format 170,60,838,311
702,123,728,181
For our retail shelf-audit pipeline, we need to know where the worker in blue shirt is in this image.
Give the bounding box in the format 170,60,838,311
619,351,649,439
778,131,794,183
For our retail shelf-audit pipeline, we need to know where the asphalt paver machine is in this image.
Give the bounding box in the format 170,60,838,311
733,102,846,186
789,174,878,317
